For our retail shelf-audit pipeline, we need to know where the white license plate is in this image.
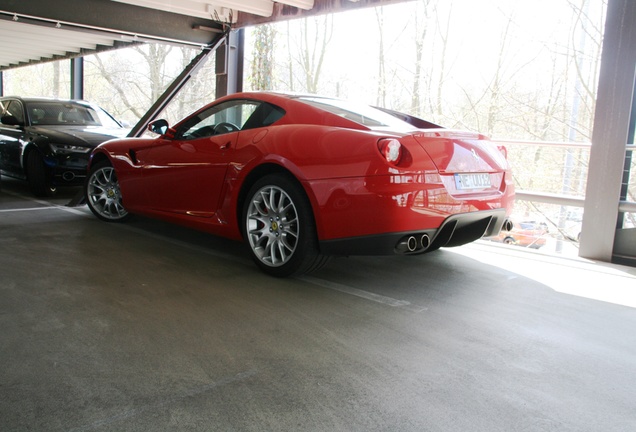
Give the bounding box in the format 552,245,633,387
454,173,491,190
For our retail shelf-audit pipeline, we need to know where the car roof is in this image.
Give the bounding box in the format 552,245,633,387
0,96,94,106
214,91,339,103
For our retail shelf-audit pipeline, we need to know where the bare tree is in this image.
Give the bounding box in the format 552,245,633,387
432,1,453,118
411,0,432,116
285,20,295,92
294,15,333,93
86,44,216,124
90,54,145,119
132,44,173,104
169,48,217,121
567,0,605,140
250,24,276,90
52,61,60,98
375,7,387,107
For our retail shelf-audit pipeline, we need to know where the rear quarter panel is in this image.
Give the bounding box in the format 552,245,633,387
236,124,439,180
229,125,442,240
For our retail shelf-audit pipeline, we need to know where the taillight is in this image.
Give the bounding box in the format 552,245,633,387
378,138,403,165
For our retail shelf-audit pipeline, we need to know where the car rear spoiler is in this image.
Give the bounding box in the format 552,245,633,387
374,107,444,129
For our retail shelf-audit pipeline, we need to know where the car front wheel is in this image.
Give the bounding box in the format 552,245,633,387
242,174,328,277
85,160,129,222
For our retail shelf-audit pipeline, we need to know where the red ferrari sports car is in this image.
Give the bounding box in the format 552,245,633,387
85,92,514,277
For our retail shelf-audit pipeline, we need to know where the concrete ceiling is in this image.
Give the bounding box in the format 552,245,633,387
0,0,397,71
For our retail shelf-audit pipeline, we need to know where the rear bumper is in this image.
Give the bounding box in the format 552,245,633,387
319,209,509,256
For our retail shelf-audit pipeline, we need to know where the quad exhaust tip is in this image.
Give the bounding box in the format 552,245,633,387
397,233,431,254
420,234,430,250
503,219,514,232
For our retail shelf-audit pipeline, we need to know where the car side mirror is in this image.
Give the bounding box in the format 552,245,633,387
1,115,22,127
148,119,172,136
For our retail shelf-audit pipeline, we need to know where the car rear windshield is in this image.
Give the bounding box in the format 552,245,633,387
297,96,417,131
27,102,121,128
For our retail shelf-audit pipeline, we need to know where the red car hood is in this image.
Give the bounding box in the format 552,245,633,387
411,129,508,173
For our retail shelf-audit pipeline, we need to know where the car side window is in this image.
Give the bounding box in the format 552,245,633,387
178,100,261,140
241,103,286,130
1,100,25,125
0,100,8,117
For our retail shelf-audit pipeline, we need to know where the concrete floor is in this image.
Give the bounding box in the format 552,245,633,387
2,177,636,432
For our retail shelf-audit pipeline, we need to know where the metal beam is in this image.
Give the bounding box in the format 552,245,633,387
579,0,636,261
515,191,585,208
128,32,227,137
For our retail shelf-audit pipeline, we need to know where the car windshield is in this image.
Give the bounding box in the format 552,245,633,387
298,96,417,131
27,101,121,128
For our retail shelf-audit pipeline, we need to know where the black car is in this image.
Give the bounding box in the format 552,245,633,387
0,97,127,196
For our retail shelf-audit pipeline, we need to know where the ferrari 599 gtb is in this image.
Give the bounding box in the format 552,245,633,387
85,92,514,277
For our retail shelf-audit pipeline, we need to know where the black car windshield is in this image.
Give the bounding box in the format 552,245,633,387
27,101,121,128
298,96,417,131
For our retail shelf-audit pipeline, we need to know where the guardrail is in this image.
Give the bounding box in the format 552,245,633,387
493,140,636,213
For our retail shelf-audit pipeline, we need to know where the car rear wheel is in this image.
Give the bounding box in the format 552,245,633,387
503,237,515,245
242,174,328,277
85,160,129,222
26,150,56,197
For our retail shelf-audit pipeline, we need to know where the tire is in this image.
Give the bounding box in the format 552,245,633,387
85,160,130,222
503,237,515,245
242,174,328,277
26,150,56,197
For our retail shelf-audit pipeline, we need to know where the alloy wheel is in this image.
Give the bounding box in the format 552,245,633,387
86,165,128,221
245,185,299,267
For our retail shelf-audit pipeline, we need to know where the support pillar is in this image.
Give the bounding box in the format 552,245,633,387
215,29,244,98
579,0,636,261
71,57,84,100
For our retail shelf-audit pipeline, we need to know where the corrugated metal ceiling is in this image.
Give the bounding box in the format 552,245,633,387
0,16,136,71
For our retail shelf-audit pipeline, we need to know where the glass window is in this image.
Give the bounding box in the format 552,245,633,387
241,102,285,130
84,45,217,128
177,100,284,139
91,106,122,129
2,100,25,124
298,96,415,130
26,101,120,128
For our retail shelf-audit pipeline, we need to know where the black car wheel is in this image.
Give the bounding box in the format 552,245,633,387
85,160,129,222
26,150,56,197
242,174,328,277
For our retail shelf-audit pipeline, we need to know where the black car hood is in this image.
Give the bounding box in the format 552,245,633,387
29,125,128,147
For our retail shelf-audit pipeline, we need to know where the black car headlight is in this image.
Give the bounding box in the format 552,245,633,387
50,144,92,154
